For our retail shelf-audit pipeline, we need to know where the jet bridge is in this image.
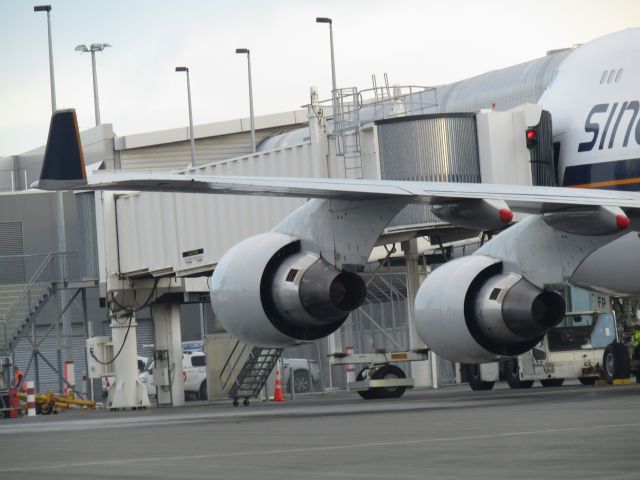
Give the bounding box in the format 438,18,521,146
105,102,553,282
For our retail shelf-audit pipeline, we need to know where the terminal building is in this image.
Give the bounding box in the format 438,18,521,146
0,46,584,407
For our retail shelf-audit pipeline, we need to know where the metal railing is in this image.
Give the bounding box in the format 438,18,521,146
0,252,81,285
314,85,438,123
312,85,438,179
220,340,250,393
357,85,438,120
0,169,32,193
0,252,81,348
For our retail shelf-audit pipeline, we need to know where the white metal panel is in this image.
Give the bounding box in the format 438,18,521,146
116,143,313,276
476,109,532,186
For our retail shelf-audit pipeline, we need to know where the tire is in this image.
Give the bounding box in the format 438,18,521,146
356,365,407,400
466,364,495,391
578,377,597,385
198,380,208,401
371,365,407,399
602,343,631,383
540,378,564,387
356,368,378,400
293,370,310,393
504,359,534,389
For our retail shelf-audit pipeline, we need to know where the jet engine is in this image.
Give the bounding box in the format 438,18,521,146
415,255,565,363
210,232,366,347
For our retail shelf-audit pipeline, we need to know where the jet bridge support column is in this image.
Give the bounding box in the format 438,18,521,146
151,303,185,407
308,86,330,178
402,239,432,388
108,311,150,410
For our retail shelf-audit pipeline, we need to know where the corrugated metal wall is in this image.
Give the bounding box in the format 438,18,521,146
13,322,88,395
408,50,571,115
75,192,99,279
376,114,481,227
116,143,312,276
0,221,24,283
101,314,155,361
120,127,301,171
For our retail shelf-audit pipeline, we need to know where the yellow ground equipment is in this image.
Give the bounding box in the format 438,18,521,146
16,390,95,415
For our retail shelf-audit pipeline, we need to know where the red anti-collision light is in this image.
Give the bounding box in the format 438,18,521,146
526,129,536,141
616,215,631,230
499,208,513,223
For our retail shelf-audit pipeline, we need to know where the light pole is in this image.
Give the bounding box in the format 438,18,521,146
35,4,71,393
75,43,111,126
316,17,338,117
235,48,256,153
175,67,196,168
34,5,56,111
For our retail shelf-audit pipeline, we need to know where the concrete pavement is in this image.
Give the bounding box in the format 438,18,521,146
0,383,638,479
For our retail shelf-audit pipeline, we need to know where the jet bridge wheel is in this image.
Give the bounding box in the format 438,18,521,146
602,342,631,383
465,364,495,391
356,365,407,400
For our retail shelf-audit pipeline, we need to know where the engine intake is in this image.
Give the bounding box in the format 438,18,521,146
210,232,366,347
415,255,565,363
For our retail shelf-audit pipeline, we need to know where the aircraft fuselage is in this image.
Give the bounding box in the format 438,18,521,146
540,28,640,295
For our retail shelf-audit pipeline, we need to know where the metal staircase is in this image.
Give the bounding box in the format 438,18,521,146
220,341,283,406
0,253,76,355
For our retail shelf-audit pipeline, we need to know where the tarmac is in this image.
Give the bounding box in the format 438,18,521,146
0,381,639,479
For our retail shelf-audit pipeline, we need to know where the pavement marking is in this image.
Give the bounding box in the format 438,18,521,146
1,421,639,473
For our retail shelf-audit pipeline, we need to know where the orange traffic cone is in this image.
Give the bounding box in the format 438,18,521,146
273,369,284,402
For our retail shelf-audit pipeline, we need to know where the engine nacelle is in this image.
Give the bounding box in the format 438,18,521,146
415,255,565,363
210,232,366,347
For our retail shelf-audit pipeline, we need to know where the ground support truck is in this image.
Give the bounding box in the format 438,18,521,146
463,310,637,390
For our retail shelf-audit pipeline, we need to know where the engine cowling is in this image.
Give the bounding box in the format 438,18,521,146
210,232,366,347
415,255,565,363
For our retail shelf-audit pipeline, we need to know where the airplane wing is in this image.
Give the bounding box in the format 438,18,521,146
33,110,640,220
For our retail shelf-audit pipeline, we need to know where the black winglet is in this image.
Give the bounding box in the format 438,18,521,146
33,109,87,190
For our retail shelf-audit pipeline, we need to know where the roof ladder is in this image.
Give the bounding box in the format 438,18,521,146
334,87,363,179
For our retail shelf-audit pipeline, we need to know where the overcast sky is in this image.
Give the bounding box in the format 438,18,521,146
0,0,639,156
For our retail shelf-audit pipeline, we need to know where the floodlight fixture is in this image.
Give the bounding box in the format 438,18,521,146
75,42,111,125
